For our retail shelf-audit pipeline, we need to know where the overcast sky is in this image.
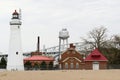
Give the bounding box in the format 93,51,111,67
0,0,120,52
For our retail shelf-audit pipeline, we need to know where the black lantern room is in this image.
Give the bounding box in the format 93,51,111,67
12,10,19,19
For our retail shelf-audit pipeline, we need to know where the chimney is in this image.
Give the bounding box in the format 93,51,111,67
70,43,73,48
73,46,76,49
70,43,75,49
37,36,40,52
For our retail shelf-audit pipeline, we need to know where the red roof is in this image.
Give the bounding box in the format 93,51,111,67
24,55,54,61
84,48,108,61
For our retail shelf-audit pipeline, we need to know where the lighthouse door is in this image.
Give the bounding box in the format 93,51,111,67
93,62,99,70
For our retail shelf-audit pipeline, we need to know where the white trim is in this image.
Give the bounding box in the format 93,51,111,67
62,57,81,62
93,61,99,70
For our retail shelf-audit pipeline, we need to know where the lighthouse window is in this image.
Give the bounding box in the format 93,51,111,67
13,15,16,17
16,52,18,55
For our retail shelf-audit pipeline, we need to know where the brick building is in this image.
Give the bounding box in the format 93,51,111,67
59,44,85,69
84,48,108,70
24,36,54,70
59,44,108,70
24,54,54,69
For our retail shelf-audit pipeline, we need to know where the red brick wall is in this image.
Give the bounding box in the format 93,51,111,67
85,61,108,70
99,61,108,69
59,44,108,70
61,50,83,61
85,61,93,70
60,48,85,69
61,57,85,69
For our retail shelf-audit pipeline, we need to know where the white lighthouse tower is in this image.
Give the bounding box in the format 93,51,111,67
7,10,24,70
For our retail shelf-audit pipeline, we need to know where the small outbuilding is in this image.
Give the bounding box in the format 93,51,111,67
24,36,54,70
84,48,108,70
24,55,54,70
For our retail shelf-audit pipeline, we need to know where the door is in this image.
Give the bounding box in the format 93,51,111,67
93,62,99,70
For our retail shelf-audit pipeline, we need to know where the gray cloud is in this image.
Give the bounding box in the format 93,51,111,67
0,0,120,52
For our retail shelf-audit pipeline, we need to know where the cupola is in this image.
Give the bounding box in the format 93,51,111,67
12,10,19,19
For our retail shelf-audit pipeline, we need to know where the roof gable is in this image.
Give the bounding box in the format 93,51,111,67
85,48,108,61
61,50,83,61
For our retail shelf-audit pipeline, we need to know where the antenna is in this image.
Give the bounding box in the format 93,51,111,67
19,8,21,20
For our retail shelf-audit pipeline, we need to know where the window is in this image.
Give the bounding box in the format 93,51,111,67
65,63,68,69
76,63,79,69
13,15,17,17
70,63,74,69
16,52,18,55
93,61,99,64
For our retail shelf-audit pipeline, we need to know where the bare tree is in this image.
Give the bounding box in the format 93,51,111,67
113,35,120,43
82,26,108,50
110,35,120,49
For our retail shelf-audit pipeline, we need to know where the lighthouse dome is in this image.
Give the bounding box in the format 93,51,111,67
12,10,19,15
12,10,19,19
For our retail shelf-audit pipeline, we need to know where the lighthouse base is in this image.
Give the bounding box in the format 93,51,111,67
7,65,24,71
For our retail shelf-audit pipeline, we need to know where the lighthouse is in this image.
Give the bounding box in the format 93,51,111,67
7,10,24,70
